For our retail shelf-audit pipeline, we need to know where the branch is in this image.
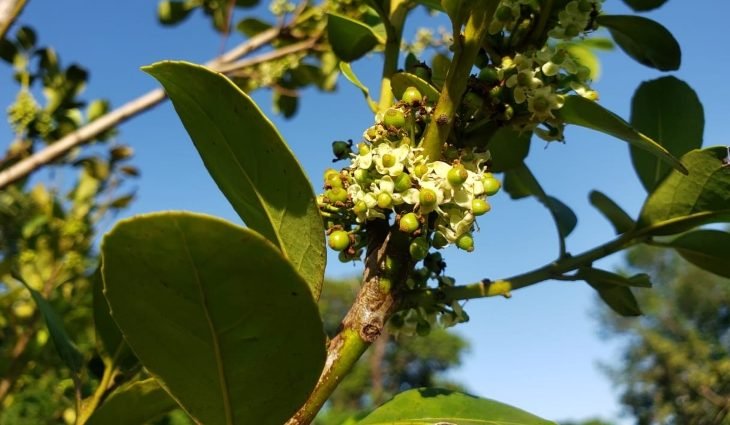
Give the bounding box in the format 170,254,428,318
0,0,28,40
0,24,287,190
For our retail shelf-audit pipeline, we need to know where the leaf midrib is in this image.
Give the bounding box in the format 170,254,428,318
174,217,234,425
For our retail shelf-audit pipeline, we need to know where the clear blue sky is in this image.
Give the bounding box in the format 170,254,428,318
2,1,728,423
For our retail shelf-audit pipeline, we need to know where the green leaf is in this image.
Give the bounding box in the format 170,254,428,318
236,18,272,38
597,15,680,71
589,190,635,234
358,388,556,424
622,0,668,12
86,379,178,425
504,164,577,253
92,268,138,370
327,13,380,62
415,0,444,11
144,61,326,298
19,279,83,374
101,212,327,425
630,77,704,192
638,147,730,235
578,268,653,288
157,1,193,26
666,230,730,278
339,62,378,112
272,91,298,118
391,72,440,104
441,0,471,30
485,127,531,173
557,95,687,175
585,280,642,317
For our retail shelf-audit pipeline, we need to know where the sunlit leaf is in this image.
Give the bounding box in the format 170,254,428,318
358,388,556,424
630,77,704,192
585,279,642,317
327,13,380,62
390,72,440,104
144,61,326,298
102,212,327,425
578,268,652,288
340,62,378,111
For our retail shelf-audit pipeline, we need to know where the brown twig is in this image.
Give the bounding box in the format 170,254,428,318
0,0,28,40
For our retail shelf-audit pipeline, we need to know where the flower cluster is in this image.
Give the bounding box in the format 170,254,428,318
549,0,601,40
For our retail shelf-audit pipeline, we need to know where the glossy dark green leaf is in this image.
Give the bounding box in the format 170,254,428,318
86,379,178,425
92,268,138,370
630,77,704,192
0,38,18,63
597,15,680,71
327,13,380,62
486,127,531,173
391,72,440,104
667,230,730,278
101,212,326,425
157,1,193,26
589,190,635,234
578,268,652,288
504,164,577,253
273,91,298,118
585,279,642,317
622,0,668,12
144,61,326,298
236,18,272,37
358,388,556,424
19,280,83,373
638,147,730,235
557,95,687,175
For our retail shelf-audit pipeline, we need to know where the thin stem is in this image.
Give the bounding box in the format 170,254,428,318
76,343,125,424
420,1,499,160
405,230,644,306
377,0,408,112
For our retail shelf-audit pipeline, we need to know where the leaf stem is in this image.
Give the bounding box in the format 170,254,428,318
76,343,124,424
420,1,499,160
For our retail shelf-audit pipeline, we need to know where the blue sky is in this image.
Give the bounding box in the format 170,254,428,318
2,1,728,423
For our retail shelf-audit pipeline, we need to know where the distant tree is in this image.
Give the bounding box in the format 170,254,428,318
598,245,730,425
315,278,469,425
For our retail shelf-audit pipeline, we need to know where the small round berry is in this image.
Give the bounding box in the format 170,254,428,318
432,231,449,249
424,252,444,273
394,173,412,192
326,172,343,188
414,164,429,178
409,237,429,260
447,166,468,186
381,153,396,168
328,230,350,251
478,67,499,84
482,173,502,196
326,187,348,203
419,188,438,208
399,212,420,233
323,168,339,182
383,108,406,128
377,192,393,209
402,86,423,105
455,233,475,252
472,199,491,216
495,5,513,21
353,200,367,215
416,321,431,337
354,169,371,185
358,142,371,155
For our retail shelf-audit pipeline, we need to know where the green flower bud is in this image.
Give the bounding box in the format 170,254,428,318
332,140,352,160
472,198,491,216
432,231,449,249
326,187,348,203
377,192,393,209
482,173,502,196
326,172,343,188
358,142,371,155
353,200,368,214
414,164,429,178
354,169,371,185
382,153,396,168
409,237,429,260
402,86,423,105
419,188,438,208
328,230,350,251
455,233,475,252
383,108,406,128
463,92,484,111
394,173,412,192
447,166,468,186
399,212,420,233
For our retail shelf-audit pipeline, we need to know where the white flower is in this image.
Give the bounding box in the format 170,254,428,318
528,86,564,121
373,143,408,176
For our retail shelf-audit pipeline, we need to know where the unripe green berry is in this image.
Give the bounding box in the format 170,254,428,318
414,164,429,178
399,212,420,233
455,233,475,252
482,173,502,196
383,108,406,128
327,187,348,203
323,168,339,182
326,172,343,188
424,252,444,273
463,92,484,111
409,237,429,261
495,5,513,21
478,67,499,84
377,192,393,209
328,230,350,251
447,166,468,186
353,200,367,214
382,153,396,168
432,231,449,249
419,188,438,208
416,321,431,337
354,169,371,185
394,173,412,192
332,140,351,159
472,198,491,216
402,86,423,105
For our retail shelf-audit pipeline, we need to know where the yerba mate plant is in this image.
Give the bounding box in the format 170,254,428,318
16,0,730,423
